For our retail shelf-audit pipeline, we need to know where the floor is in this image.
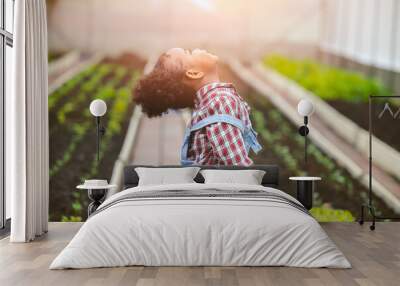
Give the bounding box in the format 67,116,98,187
0,222,399,286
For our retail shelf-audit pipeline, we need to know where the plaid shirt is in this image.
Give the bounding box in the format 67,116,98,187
186,82,253,166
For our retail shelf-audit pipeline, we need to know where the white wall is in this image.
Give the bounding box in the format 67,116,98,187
321,0,400,72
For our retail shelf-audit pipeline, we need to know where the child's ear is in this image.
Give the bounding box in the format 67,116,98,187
185,69,204,80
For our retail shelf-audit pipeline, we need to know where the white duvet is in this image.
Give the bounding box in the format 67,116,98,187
50,183,351,269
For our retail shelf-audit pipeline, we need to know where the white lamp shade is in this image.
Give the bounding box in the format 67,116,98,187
90,99,107,117
297,99,314,117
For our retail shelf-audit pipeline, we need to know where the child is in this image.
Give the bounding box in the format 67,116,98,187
133,48,261,166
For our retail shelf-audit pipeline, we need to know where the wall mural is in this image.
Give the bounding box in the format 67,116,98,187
46,0,400,223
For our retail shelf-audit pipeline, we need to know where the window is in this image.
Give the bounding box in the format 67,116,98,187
0,0,14,231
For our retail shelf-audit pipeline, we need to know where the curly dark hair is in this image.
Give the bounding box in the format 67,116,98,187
133,53,195,117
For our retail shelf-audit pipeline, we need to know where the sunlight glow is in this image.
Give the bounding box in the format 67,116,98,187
190,0,216,12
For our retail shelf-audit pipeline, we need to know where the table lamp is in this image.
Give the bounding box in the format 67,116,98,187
89,99,107,166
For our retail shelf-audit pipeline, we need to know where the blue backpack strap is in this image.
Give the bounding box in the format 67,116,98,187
191,115,262,154
180,114,263,164
180,127,193,165
180,115,244,165
189,114,244,132
243,127,262,154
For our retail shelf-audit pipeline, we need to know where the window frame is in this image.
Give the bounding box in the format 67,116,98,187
0,0,14,233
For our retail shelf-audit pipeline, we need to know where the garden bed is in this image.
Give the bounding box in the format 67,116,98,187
219,64,397,221
48,51,65,63
328,100,400,152
49,53,145,222
264,55,400,153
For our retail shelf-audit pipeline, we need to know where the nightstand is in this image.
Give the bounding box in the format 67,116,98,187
289,177,321,210
77,180,117,216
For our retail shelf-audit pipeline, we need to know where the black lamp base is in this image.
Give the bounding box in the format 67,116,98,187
296,180,314,210
87,188,108,216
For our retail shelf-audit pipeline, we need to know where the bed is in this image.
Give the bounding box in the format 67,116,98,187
50,165,350,269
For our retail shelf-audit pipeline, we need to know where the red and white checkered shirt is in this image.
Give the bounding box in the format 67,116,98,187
186,82,253,166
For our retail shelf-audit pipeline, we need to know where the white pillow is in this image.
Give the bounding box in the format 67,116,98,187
200,169,266,185
135,167,201,186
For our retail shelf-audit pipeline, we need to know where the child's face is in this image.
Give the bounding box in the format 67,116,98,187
166,48,218,81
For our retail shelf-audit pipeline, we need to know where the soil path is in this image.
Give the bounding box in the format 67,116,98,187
130,112,186,165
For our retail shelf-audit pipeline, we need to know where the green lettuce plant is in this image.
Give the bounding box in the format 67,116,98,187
264,55,389,102
61,215,82,222
48,64,98,110
310,207,355,222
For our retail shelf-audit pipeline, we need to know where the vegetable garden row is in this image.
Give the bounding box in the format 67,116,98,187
220,64,397,221
248,94,396,221
264,55,400,153
49,54,145,222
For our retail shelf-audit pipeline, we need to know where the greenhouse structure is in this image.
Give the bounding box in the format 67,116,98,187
1,1,400,285
43,0,400,222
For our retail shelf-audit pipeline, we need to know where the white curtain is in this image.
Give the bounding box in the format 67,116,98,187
7,0,49,242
